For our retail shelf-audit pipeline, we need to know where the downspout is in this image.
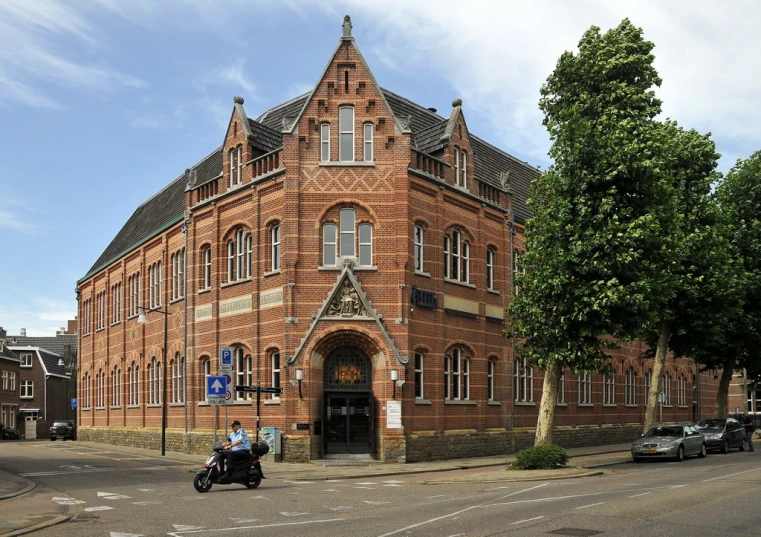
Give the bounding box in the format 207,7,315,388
183,216,191,434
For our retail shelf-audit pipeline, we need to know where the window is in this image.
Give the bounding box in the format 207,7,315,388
111,282,121,324
414,352,424,399
2,371,7,391
603,369,615,405
661,372,672,405
20,353,32,368
82,298,91,335
271,224,281,272
226,229,251,283
444,348,470,400
112,366,121,407
558,369,566,404
129,272,141,317
487,360,495,401
172,249,185,300
363,123,373,162
202,247,212,290
414,225,424,272
461,151,467,188
486,248,495,290
128,363,140,406
271,352,280,399
96,291,105,330
321,123,330,161
678,373,686,406
578,372,592,404
625,367,636,405
20,380,33,398
148,261,162,309
1,405,16,429
148,357,161,405
203,359,211,402
512,250,525,294
235,349,252,401
83,372,90,408
9,372,15,391
323,224,337,266
358,223,372,266
454,148,460,184
171,352,184,403
513,357,533,402
444,230,470,283
340,208,355,257
339,106,354,162
96,369,105,408
229,146,242,187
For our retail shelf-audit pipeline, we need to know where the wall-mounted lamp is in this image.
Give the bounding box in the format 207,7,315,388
290,367,304,398
391,369,398,399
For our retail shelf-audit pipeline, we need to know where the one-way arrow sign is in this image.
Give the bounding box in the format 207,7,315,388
234,385,283,395
206,375,227,402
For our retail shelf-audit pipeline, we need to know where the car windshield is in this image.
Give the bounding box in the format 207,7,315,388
695,419,725,429
645,426,683,437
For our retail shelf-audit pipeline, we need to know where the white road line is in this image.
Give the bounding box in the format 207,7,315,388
166,516,368,536
702,467,761,482
576,502,605,510
628,492,651,498
510,516,544,525
376,483,550,537
84,506,114,512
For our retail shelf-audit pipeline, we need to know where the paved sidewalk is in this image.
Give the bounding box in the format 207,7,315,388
0,440,632,535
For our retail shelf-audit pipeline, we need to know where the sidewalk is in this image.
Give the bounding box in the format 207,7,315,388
0,441,632,536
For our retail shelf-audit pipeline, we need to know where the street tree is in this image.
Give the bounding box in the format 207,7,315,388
509,19,678,446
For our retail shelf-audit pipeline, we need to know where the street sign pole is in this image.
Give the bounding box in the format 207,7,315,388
256,378,261,442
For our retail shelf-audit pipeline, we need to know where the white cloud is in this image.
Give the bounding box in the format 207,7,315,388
194,57,257,96
0,208,36,233
0,296,77,338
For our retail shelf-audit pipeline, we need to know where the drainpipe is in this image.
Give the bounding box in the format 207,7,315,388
183,216,192,435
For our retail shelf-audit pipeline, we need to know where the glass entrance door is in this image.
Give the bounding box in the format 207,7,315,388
325,394,371,454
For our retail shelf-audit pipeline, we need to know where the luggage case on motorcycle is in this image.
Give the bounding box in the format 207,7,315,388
251,441,270,456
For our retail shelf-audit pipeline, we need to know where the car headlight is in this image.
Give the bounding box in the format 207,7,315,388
705,433,720,440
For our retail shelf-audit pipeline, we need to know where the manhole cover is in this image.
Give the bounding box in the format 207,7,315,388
548,529,603,537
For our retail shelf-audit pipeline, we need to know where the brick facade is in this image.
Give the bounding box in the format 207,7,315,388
76,18,723,462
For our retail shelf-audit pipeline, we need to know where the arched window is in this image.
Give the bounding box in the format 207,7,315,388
678,373,686,406
513,357,533,402
487,359,495,401
625,366,636,405
578,371,592,404
226,230,251,283
112,366,121,407
414,225,424,273
414,352,425,400
445,348,469,401
270,224,281,272
339,106,354,162
148,357,161,405
270,352,281,400
444,229,470,283
486,247,495,290
358,223,372,266
234,349,252,401
363,123,373,162
201,247,212,290
644,369,652,402
558,368,566,404
171,352,184,403
603,368,615,405
661,372,672,405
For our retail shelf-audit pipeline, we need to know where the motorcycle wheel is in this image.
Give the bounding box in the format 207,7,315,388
245,474,262,489
193,473,213,493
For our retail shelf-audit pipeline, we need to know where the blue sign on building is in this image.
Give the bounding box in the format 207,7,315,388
71,398,78,408
219,346,233,370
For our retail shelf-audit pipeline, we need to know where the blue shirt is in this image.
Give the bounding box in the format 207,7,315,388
229,428,250,451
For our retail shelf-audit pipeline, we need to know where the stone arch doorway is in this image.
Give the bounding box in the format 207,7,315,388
323,346,374,456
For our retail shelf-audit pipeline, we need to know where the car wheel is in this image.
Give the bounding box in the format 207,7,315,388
675,445,685,462
721,440,729,454
740,440,746,452
698,443,707,458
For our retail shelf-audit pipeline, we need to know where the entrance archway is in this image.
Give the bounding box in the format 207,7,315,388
323,346,373,455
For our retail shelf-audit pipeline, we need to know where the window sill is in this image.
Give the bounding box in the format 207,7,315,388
20,365,32,369
264,399,280,405
147,404,161,408
319,265,377,271
221,277,252,289
128,405,140,409
415,399,432,405
603,403,617,408
414,271,431,278
487,401,501,406
678,405,688,409
578,403,594,407
111,406,121,410
170,297,184,305
444,278,477,289
556,402,567,407
319,162,375,167
198,288,211,295
514,401,536,406
445,399,477,405
264,269,281,278
110,321,121,327
487,289,501,295
20,396,33,400
96,328,105,333
662,405,673,409
96,406,106,410
170,403,185,407
625,404,638,408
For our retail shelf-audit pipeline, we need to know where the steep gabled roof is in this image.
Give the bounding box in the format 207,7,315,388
248,120,283,153
10,335,77,359
8,346,70,378
256,92,310,132
414,120,449,153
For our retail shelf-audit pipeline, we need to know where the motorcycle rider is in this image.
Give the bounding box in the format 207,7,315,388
221,420,251,478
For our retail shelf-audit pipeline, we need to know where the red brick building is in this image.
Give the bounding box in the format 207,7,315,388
76,17,720,462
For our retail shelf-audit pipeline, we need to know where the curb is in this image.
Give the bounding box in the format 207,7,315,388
417,470,605,484
3,515,70,537
0,480,35,502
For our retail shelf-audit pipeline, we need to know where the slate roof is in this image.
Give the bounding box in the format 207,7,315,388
10,335,77,359
8,346,70,378
82,84,538,283
0,344,18,362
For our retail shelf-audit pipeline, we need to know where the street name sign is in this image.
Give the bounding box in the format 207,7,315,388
234,385,283,395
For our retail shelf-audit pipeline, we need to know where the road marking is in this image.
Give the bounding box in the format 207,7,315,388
98,491,120,497
132,501,162,505
166,517,367,536
327,506,354,511
139,488,156,492
355,486,375,489
110,533,144,537
84,506,114,512
382,480,404,484
229,518,258,523
104,495,131,500
703,467,761,482
510,516,544,525
383,484,402,487
576,502,605,509
357,481,378,485
322,489,340,492
628,492,651,498
173,525,205,531
364,501,390,505
52,497,86,505
376,483,550,537
280,512,309,517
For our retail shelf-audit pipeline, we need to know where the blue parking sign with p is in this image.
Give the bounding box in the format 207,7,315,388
220,346,233,369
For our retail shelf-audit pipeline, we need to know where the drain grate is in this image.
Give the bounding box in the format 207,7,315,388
547,529,603,537
68,519,90,523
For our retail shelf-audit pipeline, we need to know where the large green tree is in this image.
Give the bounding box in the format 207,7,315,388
509,19,678,445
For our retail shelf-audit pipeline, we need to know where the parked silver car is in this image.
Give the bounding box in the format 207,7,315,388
631,425,707,462
694,417,746,453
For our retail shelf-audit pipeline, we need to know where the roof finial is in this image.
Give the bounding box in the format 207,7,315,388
452,98,462,108
342,15,353,38
233,96,244,105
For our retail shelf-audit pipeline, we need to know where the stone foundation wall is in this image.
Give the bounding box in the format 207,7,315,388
380,435,406,463
79,426,223,456
282,435,311,463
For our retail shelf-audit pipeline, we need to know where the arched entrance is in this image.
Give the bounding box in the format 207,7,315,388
323,346,373,455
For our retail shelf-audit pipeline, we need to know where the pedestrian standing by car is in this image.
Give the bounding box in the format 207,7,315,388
742,412,755,452
221,420,251,477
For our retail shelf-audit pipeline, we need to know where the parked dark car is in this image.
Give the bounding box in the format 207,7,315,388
49,420,76,441
694,417,746,453
631,424,707,462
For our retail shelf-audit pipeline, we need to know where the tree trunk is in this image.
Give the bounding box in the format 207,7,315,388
643,320,670,433
713,357,735,417
535,361,560,446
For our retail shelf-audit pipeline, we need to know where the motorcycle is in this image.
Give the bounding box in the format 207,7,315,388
193,441,269,493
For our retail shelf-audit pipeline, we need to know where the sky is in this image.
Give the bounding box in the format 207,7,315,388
1,0,759,337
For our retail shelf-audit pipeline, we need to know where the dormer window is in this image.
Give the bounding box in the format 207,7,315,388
461,150,467,188
229,146,242,187
339,106,354,162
